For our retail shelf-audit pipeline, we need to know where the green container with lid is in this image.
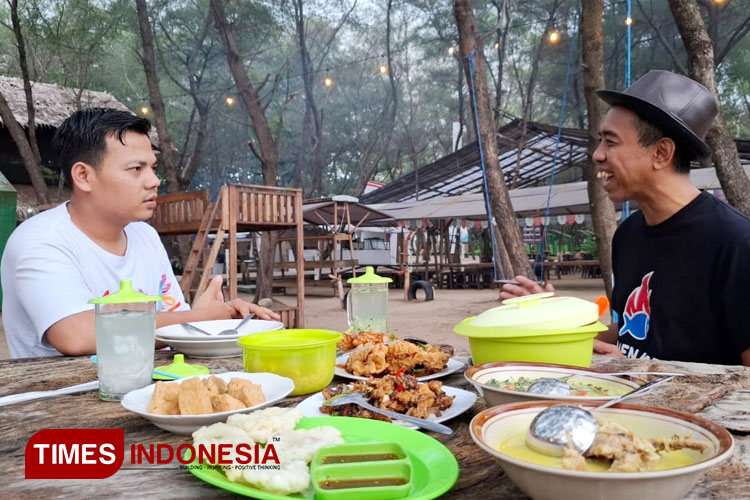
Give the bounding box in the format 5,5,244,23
0,172,16,309
454,292,607,367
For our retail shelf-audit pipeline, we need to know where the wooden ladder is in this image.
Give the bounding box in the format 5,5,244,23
180,188,227,302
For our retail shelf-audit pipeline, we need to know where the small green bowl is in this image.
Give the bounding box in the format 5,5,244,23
311,442,413,500
237,329,341,396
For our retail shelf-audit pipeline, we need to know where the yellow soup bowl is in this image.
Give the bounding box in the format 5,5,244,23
238,329,342,396
470,401,734,500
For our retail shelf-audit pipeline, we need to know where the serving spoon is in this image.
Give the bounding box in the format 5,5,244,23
526,371,685,397
526,375,676,456
323,392,453,435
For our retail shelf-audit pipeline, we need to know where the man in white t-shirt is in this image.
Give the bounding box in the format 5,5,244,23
1,108,278,358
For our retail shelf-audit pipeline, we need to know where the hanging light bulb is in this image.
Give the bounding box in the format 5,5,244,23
448,46,455,56
225,96,235,106
323,76,334,88
379,63,388,75
625,17,633,26
494,42,500,50
140,106,150,115
548,30,560,44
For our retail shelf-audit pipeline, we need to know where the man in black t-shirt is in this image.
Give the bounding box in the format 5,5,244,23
501,70,750,366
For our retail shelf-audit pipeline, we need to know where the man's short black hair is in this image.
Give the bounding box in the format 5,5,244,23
631,112,693,173
52,108,152,185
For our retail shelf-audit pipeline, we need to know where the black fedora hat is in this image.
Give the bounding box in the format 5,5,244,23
596,70,718,158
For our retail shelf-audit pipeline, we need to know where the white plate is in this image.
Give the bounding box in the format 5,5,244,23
156,319,284,340
295,385,477,429
155,336,242,358
121,372,294,434
334,354,464,381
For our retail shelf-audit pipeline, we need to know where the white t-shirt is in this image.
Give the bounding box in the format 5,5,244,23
1,202,188,358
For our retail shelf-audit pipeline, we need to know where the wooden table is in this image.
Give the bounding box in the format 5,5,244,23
2,353,749,499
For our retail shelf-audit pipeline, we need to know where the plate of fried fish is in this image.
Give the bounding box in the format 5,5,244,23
296,374,477,428
121,372,294,434
334,339,464,381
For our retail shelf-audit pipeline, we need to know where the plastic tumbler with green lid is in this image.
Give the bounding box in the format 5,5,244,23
89,280,162,401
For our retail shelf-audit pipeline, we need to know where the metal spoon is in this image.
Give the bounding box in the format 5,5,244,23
180,322,212,336
217,313,256,336
526,371,685,396
526,375,676,457
322,392,453,435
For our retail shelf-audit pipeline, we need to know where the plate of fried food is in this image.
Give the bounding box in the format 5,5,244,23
295,373,477,429
335,334,464,381
121,372,294,434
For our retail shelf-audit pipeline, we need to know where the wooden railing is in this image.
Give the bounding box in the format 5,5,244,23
231,184,300,225
150,190,209,235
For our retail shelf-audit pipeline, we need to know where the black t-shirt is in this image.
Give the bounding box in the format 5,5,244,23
612,191,750,365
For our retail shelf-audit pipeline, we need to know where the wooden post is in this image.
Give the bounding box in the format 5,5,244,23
228,185,239,299
295,190,305,327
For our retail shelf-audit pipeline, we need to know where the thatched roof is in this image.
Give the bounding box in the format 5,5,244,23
0,75,131,128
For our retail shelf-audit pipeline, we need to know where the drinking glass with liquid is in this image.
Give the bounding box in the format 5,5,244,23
89,280,162,401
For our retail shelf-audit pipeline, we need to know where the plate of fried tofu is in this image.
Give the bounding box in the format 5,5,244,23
121,372,295,434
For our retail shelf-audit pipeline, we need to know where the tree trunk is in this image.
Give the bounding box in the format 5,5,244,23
491,0,511,123
668,0,750,216
353,0,398,196
581,0,617,302
135,0,179,193
0,90,48,204
454,0,530,279
211,0,280,301
10,0,42,166
292,0,324,197
511,4,558,187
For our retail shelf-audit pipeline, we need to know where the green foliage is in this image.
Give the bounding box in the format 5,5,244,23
0,0,749,199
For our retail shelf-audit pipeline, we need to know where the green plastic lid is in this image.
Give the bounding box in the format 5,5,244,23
88,280,162,304
153,354,210,380
347,266,392,284
454,292,604,338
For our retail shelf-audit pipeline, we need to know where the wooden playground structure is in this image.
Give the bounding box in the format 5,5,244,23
149,184,305,328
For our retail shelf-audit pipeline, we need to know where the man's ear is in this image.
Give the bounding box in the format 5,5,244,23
652,137,676,171
69,162,95,192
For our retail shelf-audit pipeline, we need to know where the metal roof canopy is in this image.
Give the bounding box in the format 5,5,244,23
362,118,590,204
370,165,750,220
362,117,750,205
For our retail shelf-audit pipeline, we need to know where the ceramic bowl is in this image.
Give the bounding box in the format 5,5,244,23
465,362,640,406
470,401,734,500
120,372,294,434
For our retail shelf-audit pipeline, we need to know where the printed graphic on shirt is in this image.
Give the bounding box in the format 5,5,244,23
619,271,653,341
159,274,182,312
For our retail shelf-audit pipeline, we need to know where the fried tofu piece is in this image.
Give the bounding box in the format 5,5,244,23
178,377,214,415
227,378,266,407
211,394,247,412
202,375,228,396
147,381,180,415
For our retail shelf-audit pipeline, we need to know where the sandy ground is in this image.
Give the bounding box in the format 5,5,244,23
0,275,606,360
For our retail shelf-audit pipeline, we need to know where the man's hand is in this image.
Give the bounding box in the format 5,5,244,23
192,275,281,321
499,275,555,301
191,275,238,319
226,299,281,321
594,339,625,357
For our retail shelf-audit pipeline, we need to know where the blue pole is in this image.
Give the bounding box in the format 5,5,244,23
466,49,504,281
623,0,632,220
536,24,577,281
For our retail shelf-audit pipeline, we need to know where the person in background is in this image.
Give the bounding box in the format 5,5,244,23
1,108,279,358
501,71,750,366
